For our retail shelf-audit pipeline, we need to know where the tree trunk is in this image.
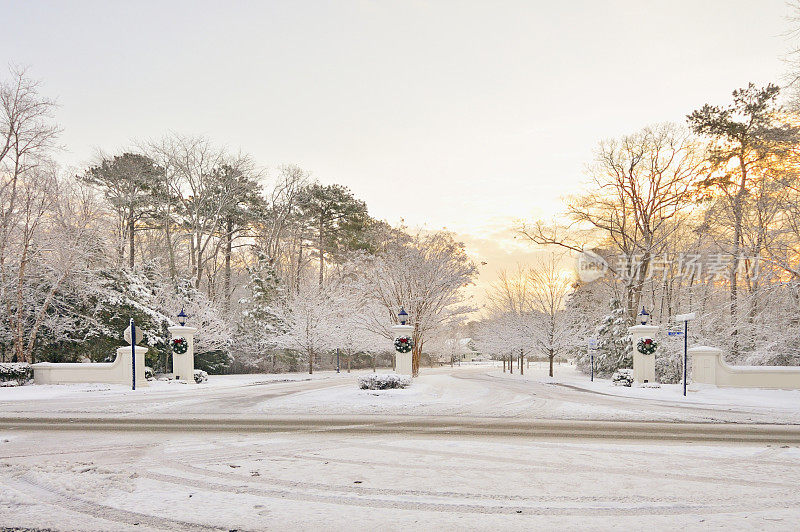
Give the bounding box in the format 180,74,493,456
318,215,325,286
24,271,68,362
118,222,125,268
411,332,422,377
347,354,351,373
189,234,197,283
729,156,747,359
308,351,313,374
223,216,233,310
503,357,506,372
549,349,554,377
296,243,303,294
519,350,523,375
509,353,513,374
372,353,376,372
128,208,135,270
13,240,31,363
164,209,177,280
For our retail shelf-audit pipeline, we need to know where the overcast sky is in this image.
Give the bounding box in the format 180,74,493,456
1,0,793,299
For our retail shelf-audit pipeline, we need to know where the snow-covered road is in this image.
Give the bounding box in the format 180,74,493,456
2,429,800,530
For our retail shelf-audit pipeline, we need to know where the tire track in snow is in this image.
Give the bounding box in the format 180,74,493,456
5,474,232,532
139,468,799,517
166,459,783,507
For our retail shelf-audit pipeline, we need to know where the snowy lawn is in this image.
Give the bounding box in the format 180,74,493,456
508,361,800,411
2,363,800,423
0,370,344,402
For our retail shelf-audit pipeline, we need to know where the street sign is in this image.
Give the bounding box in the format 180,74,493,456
667,330,684,336
588,337,598,350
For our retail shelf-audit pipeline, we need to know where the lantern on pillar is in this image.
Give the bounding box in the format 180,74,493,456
397,308,408,326
177,308,188,326
638,306,650,325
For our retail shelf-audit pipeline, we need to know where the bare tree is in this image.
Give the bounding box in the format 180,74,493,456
527,255,573,377
144,134,255,291
358,231,477,376
521,123,704,323
1,67,60,351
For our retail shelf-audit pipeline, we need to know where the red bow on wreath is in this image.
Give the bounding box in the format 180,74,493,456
644,339,652,345
400,338,407,343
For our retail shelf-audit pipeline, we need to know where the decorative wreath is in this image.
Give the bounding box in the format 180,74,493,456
636,338,657,355
171,337,188,354
394,336,413,353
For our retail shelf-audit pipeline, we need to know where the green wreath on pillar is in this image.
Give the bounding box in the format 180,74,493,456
171,337,188,354
394,336,413,353
636,338,657,355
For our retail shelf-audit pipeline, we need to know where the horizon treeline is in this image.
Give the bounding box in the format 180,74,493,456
0,67,476,376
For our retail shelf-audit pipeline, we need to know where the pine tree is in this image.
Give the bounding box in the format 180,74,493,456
592,299,632,376
236,251,286,369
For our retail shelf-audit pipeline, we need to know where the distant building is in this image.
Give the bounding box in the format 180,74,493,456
436,338,488,364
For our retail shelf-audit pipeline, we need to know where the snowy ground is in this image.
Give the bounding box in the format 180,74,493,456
3,362,799,423
3,363,800,530
2,429,800,530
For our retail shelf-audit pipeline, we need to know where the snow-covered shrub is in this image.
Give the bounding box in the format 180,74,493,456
193,369,208,384
655,334,685,384
144,366,154,380
194,350,233,375
612,368,633,387
0,363,33,384
358,373,411,390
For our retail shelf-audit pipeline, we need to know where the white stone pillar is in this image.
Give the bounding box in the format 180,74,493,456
116,345,150,388
168,326,198,382
391,324,414,377
629,324,659,384
689,346,721,387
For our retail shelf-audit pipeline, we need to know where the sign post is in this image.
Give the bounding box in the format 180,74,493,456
675,313,696,397
130,318,136,391
588,337,598,382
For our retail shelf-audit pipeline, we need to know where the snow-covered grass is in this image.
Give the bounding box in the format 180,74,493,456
0,369,349,403
508,361,800,411
2,363,800,424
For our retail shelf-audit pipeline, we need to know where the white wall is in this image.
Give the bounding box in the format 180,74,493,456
32,346,149,387
690,346,800,390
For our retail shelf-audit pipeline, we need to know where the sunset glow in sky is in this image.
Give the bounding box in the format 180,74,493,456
1,0,792,299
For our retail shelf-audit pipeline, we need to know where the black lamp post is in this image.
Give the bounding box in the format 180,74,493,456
638,306,650,325
398,308,408,325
